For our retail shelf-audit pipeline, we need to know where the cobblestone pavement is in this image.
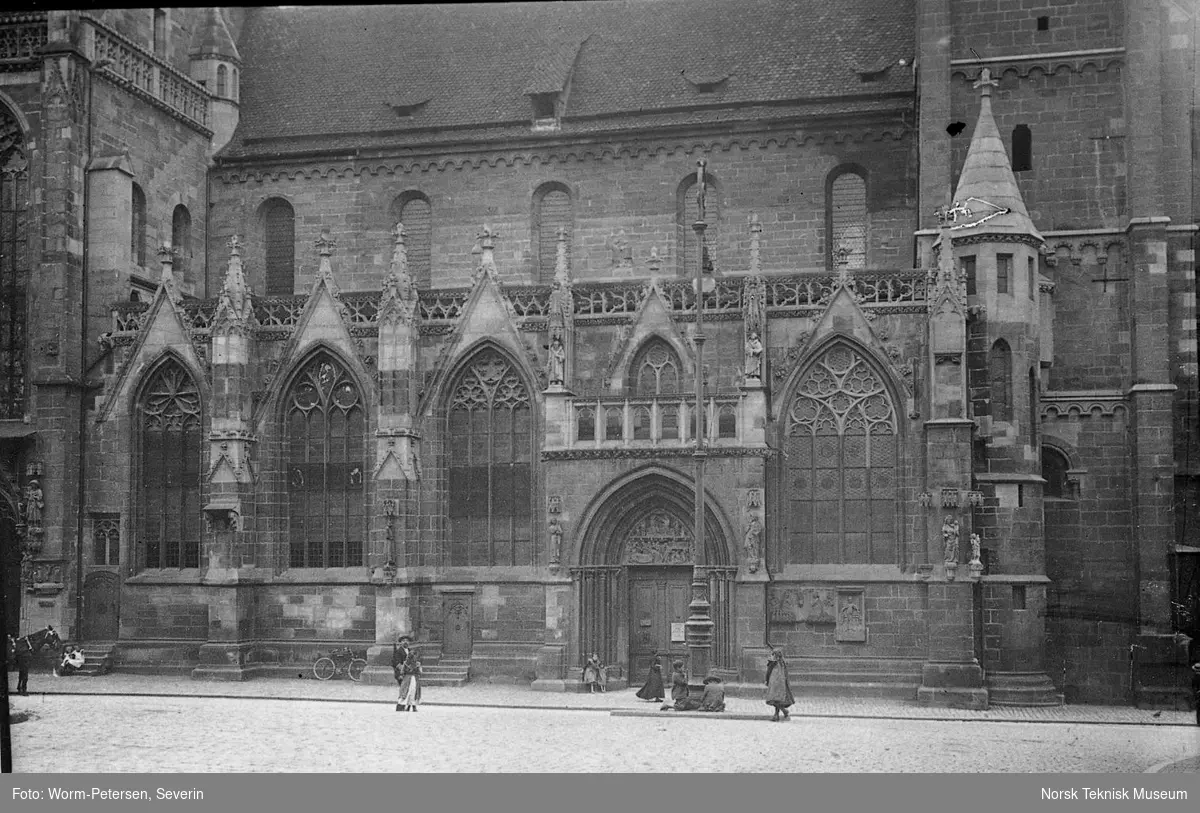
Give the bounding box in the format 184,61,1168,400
6,671,1197,726
8,692,1199,773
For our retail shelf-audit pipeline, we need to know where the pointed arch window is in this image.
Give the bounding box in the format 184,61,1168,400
131,182,147,267
263,197,295,295
1042,447,1071,499
781,344,898,566
678,175,719,277
137,361,202,569
827,168,867,269
171,204,192,287
447,350,534,567
390,192,432,287
217,64,227,98
630,339,682,396
0,107,29,420
990,340,1013,422
286,356,365,568
534,182,571,283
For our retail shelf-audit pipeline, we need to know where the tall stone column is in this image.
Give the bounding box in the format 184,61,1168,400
194,236,262,680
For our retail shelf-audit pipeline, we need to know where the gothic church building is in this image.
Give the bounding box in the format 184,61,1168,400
1,2,1198,707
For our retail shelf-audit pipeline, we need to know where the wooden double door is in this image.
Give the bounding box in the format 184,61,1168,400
627,566,691,685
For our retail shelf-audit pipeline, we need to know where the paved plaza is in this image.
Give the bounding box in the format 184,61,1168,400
7,675,1200,773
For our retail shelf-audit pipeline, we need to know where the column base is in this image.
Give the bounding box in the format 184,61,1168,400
916,662,988,710
986,671,1063,707
190,642,264,682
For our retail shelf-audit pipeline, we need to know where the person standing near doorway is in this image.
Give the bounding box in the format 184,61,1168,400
392,635,412,710
765,648,794,722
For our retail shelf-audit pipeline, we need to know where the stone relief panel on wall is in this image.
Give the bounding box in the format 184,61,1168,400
835,589,866,642
623,510,693,565
768,585,836,624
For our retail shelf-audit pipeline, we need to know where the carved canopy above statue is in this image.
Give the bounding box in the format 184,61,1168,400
623,509,693,565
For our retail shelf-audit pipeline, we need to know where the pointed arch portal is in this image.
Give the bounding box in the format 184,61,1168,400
574,470,735,684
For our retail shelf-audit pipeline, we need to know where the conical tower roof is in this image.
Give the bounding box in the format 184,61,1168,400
189,8,240,63
947,68,1040,241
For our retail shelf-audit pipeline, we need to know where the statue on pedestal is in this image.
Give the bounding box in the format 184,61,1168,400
942,515,960,564
744,331,764,381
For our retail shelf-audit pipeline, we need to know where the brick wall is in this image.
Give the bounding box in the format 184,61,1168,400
767,582,927,658
254,584,374,642
951,0,1123,58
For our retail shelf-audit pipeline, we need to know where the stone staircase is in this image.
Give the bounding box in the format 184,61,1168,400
986,671,1064,707
56,642,115,677
420,655,469,687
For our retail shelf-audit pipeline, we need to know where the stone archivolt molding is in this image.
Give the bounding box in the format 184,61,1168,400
1040,391,1128,420
215,129,909,185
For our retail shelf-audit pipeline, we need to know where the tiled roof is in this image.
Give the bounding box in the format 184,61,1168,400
221,0,915,160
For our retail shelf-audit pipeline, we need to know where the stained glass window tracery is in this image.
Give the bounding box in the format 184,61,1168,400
782,344,897,566
447,350,533,567
286,356,365,568
137,361,202,569
631,339,681,396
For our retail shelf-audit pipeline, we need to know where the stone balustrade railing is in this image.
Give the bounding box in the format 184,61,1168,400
568,394,743,448
0,13,47,65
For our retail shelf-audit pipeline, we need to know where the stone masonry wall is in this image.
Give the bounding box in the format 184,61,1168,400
208,132,916,295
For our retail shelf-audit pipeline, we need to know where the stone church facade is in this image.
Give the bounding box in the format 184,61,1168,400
1,3,1197,707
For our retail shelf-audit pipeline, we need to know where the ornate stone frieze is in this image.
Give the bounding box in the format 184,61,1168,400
541,447,773,461
623,510,692,565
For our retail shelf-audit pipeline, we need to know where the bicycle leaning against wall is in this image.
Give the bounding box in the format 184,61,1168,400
312,647,367,681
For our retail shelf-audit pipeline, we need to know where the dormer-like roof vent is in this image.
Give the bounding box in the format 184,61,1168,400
387,91,432,119
684,71,730,94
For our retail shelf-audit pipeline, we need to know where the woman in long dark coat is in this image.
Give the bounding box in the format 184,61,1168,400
635,656,665,702
764,648,794,722
391,635,411,708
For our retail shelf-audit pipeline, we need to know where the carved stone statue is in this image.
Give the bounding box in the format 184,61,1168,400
744,331,764,380
969,532,982,566
941,515,960,564
548,515,563,564
546,334,566,386
22,480,43,529
743,513,762,573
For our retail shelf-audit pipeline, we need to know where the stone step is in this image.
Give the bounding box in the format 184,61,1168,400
986,672,1064,707
56,643,116,677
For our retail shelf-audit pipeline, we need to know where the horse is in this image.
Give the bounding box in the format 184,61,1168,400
12,626,62,695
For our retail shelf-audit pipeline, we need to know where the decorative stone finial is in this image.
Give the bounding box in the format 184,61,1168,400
157,243,176,283
227,234,243,257
311,228,342,298
213,233,253,332
647,246,662,278
973,67,999,98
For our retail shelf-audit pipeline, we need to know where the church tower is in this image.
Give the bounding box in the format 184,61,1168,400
947,69,1060,705
189,8,240,155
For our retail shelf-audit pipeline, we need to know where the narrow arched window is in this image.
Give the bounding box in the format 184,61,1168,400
990,340,1013,422
263,198,295,295
447,350,534,566
137,361,202,569
171,204,191,286
534,183,571,283
827,169,867,269
390,193,432,287
782,344,898,566
231,67,238,101
630,338,682,396
217,64,227,98
131,182,147,267
286,355,366,568
678,174,719,277
0,105,30,420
